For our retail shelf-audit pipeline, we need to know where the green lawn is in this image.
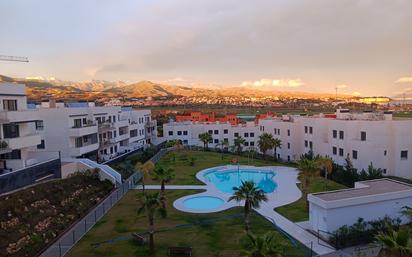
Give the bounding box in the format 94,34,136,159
146,150,293,185
66,190,310,257
275,177,347,222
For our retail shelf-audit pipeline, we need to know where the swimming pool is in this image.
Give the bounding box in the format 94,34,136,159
204,167,277,193
183,196,225,210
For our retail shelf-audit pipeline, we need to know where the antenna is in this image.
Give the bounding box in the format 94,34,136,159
335,86,338,101
0,55,29,62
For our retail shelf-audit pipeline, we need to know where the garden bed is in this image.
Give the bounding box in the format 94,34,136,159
0,171,114,257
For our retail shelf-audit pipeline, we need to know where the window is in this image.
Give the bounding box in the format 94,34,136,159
214,139,219,144
224,129,228,134
244,142,249,146
244,133,249,137
401,150,408,160
361,131,366,141
208,130,213,134
35,121,44,130
75,137,83,148
332,146,337,155
287,130,290,136
168,131,173,136
130,129,138,138
260,126,265,131
214,130,219,135
309,127,313,134
37,140,45,149
3,99,17,111
309,141,313,149
250,132,255,137
274,128,277,135
183,131,188,136
288,143,290,149
304,140,308,147
304,126,308,134
224,138,228,143
183,140,188,145
0,149,21,160
234,132,239,137
3,124,19,138
384,150,387,156
250,141,255,146
177,131,182,136
339,148,344,156
352,150,358,160
73,119,82,128
333,130,337,138
339,131,344,140
287,155,290,162
83,135,88,143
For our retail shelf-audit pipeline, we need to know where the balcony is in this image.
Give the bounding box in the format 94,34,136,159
0,110,40,123
70,143,99,157
4,134,41,149
115,119,129,127
98,121,115,131
0,140,12,154
99,138,116,147
69,124,98,137
145,120,156,128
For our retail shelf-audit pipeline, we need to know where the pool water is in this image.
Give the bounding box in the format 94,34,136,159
204,168,277,193
183,196,224,210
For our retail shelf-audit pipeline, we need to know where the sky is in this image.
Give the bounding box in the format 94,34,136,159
1,0,412,97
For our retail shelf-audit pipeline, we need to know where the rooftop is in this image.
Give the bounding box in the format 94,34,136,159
311,179,412,202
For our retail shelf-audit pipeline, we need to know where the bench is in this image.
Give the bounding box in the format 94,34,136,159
168,246,193,256
131,232,147,245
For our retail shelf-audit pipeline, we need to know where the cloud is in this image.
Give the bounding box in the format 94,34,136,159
352,91,361,96
395,77,412,83
241,79,304,88
336,84,348,89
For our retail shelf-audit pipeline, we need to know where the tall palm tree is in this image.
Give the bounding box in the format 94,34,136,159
317,156,333,189
376,227,412,257
151,166,175,210
241,232,284,257
199,132,212,150
273,138,282,161
234,136,246,155
258,133,275,160
229,180,268,232
136,161,155,194
138,192,167,254
297,158,320,212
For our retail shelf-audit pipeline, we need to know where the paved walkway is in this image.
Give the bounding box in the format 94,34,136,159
135,185,207,190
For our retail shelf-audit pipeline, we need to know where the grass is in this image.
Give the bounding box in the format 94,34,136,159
66,190,310,257
144,149,293,185
275,176,347,222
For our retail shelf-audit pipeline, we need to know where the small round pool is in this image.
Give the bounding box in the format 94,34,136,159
183,196,224,210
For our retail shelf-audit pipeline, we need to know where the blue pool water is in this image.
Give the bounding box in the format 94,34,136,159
204,168,277,193
183,196,224,210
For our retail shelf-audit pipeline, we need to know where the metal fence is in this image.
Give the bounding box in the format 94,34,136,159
38,172,141,257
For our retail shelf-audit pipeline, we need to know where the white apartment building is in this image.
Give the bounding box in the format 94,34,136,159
36,102,157,162
164,109,412,179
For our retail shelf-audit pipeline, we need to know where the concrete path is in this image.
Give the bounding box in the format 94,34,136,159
135,185,207,190
256,202,335,256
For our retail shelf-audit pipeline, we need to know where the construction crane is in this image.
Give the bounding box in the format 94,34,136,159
0,55,29,62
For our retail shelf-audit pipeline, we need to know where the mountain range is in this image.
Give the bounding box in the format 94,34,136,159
0,74,354,101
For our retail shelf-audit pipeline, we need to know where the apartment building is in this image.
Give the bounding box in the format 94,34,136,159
164,109,412,179
36,103,156,162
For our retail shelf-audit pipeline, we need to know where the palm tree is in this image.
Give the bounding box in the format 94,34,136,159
151,166,175,210
199,132,212,150
138,192,167,254
273,138,282,161
297,158,320,212
234,136,246,155
258,133,275,160
401,206,412,223
136,161,155,194
317,156,333,189
241,232,283,257
216,140,229,159
229,180,268,232
376,227,412,257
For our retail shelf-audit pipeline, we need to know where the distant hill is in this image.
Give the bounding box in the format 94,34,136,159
0,74,350,101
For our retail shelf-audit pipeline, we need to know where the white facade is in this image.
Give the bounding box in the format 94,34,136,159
36,104,156,162
0,83,54,172
308,179,412,234
164,109,412,179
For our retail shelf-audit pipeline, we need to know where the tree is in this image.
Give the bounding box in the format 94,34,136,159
318,156,333,189
241,232,284,257
376,227,412,257
257,133,275,160
151,166,175,210
136,161,155,194
216,140,229,159
228,180,268,232
199,132,212,150
401,206,412,223
138,192,167,254
273,138,282,161
297,157,320,212
234,136,246,155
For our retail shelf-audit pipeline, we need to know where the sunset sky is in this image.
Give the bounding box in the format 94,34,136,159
1,0,412,96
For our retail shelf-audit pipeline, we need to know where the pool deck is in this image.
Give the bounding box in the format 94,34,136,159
132,165,335,256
